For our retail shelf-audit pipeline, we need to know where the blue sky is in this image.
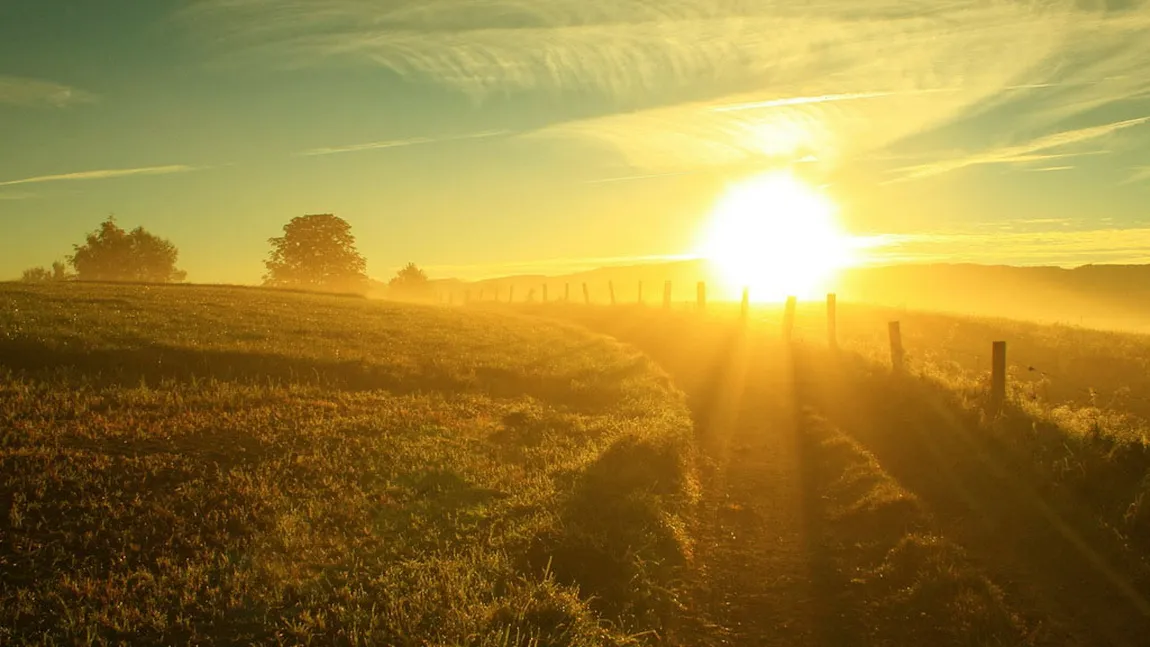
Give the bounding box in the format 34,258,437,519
2,0,1149,283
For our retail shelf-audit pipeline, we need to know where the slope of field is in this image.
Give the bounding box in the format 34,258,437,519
0,283,697,646
522,301,1150,645
513,304,1028,646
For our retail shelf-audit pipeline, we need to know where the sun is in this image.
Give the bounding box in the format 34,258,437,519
697,171,855,302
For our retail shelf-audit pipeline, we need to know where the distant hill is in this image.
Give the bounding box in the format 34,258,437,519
378,261,1150,331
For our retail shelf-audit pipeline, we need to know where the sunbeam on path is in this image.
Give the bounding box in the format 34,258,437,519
546,308,821,644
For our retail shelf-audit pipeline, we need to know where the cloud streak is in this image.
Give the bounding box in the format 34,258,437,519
298,130,509,156
183,0,1150,179
0,165,200,187
0,76,97,107
886,116,1150,183
868,226,1150,267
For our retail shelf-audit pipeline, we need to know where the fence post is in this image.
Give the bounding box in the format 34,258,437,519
542,284,548,303
583,283,590,305
638,281,644,304
741,287,750,319
827,293,838,349
783,296,797,340
697,282,706,311
663,281,672,309
888,321,905,372
991,341,1007,408
565,283,570,302
609,281,616,306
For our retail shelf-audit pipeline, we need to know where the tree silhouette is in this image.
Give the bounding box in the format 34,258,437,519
68,217,186,283
20,261,72,283
264,214,367,293
388,262,432,299
20,267,52,282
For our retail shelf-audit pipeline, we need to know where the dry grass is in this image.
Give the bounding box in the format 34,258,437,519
0,283,697,645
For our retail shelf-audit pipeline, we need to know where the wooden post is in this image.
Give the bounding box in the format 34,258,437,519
527,288,536,303
609,281,616,305
663,281,672,309
542,284,548,303
827,293,838,349
889,321,905,372
783,296,797,340
638,281,644,304
583,282,590,305
991,341,1007,408
509,286,515,303
740,287,750,319
565,283,570,302
697,282,706,311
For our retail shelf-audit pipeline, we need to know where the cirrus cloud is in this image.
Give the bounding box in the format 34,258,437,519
0,75,97,108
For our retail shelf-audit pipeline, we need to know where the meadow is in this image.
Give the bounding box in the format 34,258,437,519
0,283,698,645
525,299,1150,646
6,283,1150,645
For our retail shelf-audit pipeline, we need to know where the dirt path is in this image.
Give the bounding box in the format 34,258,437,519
670,333,818,646
566,314,823,645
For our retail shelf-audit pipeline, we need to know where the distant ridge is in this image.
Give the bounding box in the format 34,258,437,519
376,260,1150,331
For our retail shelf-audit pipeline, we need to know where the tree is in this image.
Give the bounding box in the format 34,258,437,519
67,216,186,283
388,262,432,299
51,261,71,281
20,261,73,283
264,214,367,292
20,267,52,282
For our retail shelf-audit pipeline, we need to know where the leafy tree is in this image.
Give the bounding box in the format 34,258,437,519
51,261,71,281
388,262,432,299
67,216,186,283
264,214,368,292
20,261,73,283
20,267,52,282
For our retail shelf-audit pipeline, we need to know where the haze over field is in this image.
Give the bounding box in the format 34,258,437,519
8,3,1150,645
3,0,1150,293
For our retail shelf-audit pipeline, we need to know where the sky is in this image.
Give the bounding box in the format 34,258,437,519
1,0,1149,283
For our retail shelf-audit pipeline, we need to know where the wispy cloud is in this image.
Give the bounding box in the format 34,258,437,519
0,76,97,107
581,170,700,185
1022,166,1075,173
886,116,1150,183
0,191,36,201
1123,166,1150,185
0,165,200,187
298,130,509,156
183,0,1150,177
867,226,1150,267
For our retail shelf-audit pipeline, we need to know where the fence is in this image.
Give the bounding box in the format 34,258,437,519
438,281,1011,407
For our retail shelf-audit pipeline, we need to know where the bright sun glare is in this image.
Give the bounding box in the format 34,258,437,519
698,171,856,302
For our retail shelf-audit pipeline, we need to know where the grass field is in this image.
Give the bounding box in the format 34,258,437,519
0,283,698,645
7,284,1150,645
523,300,1150,645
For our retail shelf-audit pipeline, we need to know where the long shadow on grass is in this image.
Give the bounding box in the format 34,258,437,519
547,308,865,644
0,339,626,412
794,346,1150,646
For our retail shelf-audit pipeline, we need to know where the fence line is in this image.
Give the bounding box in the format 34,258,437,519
435,281,1014,404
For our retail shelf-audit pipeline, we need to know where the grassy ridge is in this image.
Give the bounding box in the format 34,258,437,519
0,284,697,645
530,301,1150,643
